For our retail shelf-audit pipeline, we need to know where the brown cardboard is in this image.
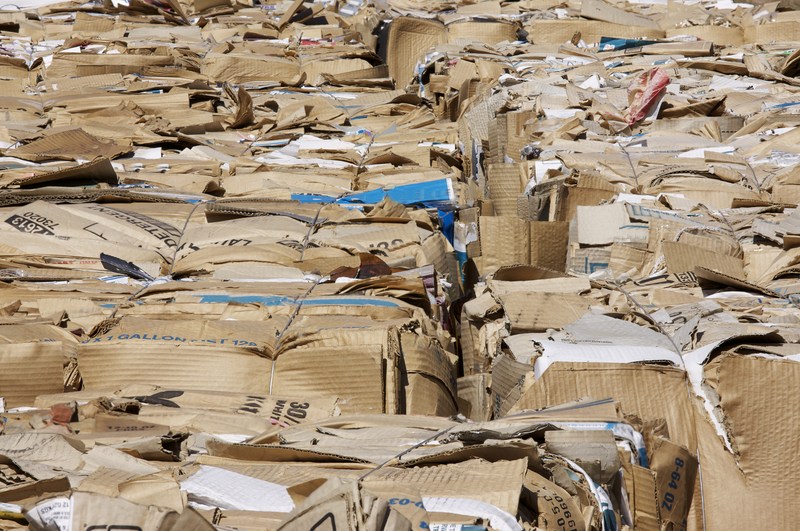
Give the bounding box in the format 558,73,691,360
386,17,447,86
278,478,413,531
0,433,85,470
35,385,340,428
201,53,303,85
487,163,525,216
667,25,743,46
497,290,590,332
66,203,184,250
478,216,530,274
5,129,131,162
693,356,800,530
522,470,587,531
0,201,144,248
272,326,405,414
629,464,659,531
447,18,518,45
651,437,697,530
0,324,76,407
362,458,529,518
662,241,746,280
545,430,620,484
526,20,664,44
580,0,661,29
0,342,65,408
8,158,117,188
456,373,491,421
401,332,458,417
511,363,697,452
490,354,535,418
530,221,569,271
78,318,276,393
26,491,215,531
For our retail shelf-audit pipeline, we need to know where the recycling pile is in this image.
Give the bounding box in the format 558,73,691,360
0,0,800,528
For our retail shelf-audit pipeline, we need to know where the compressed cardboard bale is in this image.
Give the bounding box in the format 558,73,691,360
510,361,704,528
78,318,278,395
271,326,404,415
7,0,800,528
511,363,697,452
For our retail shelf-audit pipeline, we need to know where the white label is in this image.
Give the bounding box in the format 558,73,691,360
26,497,72,531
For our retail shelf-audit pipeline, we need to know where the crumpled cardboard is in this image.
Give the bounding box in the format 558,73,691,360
0,0,798,528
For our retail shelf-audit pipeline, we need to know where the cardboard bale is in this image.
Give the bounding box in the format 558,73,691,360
78,317,277,394
271,326,405,414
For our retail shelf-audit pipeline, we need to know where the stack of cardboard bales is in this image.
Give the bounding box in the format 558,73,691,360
0,0,799,528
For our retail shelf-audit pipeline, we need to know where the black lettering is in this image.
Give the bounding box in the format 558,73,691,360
5,215,55,235
86,205,181,246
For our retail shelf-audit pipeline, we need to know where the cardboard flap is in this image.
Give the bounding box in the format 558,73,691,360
5,129,131,162
8,158,118,188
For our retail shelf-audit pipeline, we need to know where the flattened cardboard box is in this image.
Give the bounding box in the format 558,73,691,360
79,317,276,394
26,491,214,531
272,325,405,414
36,384,340,431
79,318,406,414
